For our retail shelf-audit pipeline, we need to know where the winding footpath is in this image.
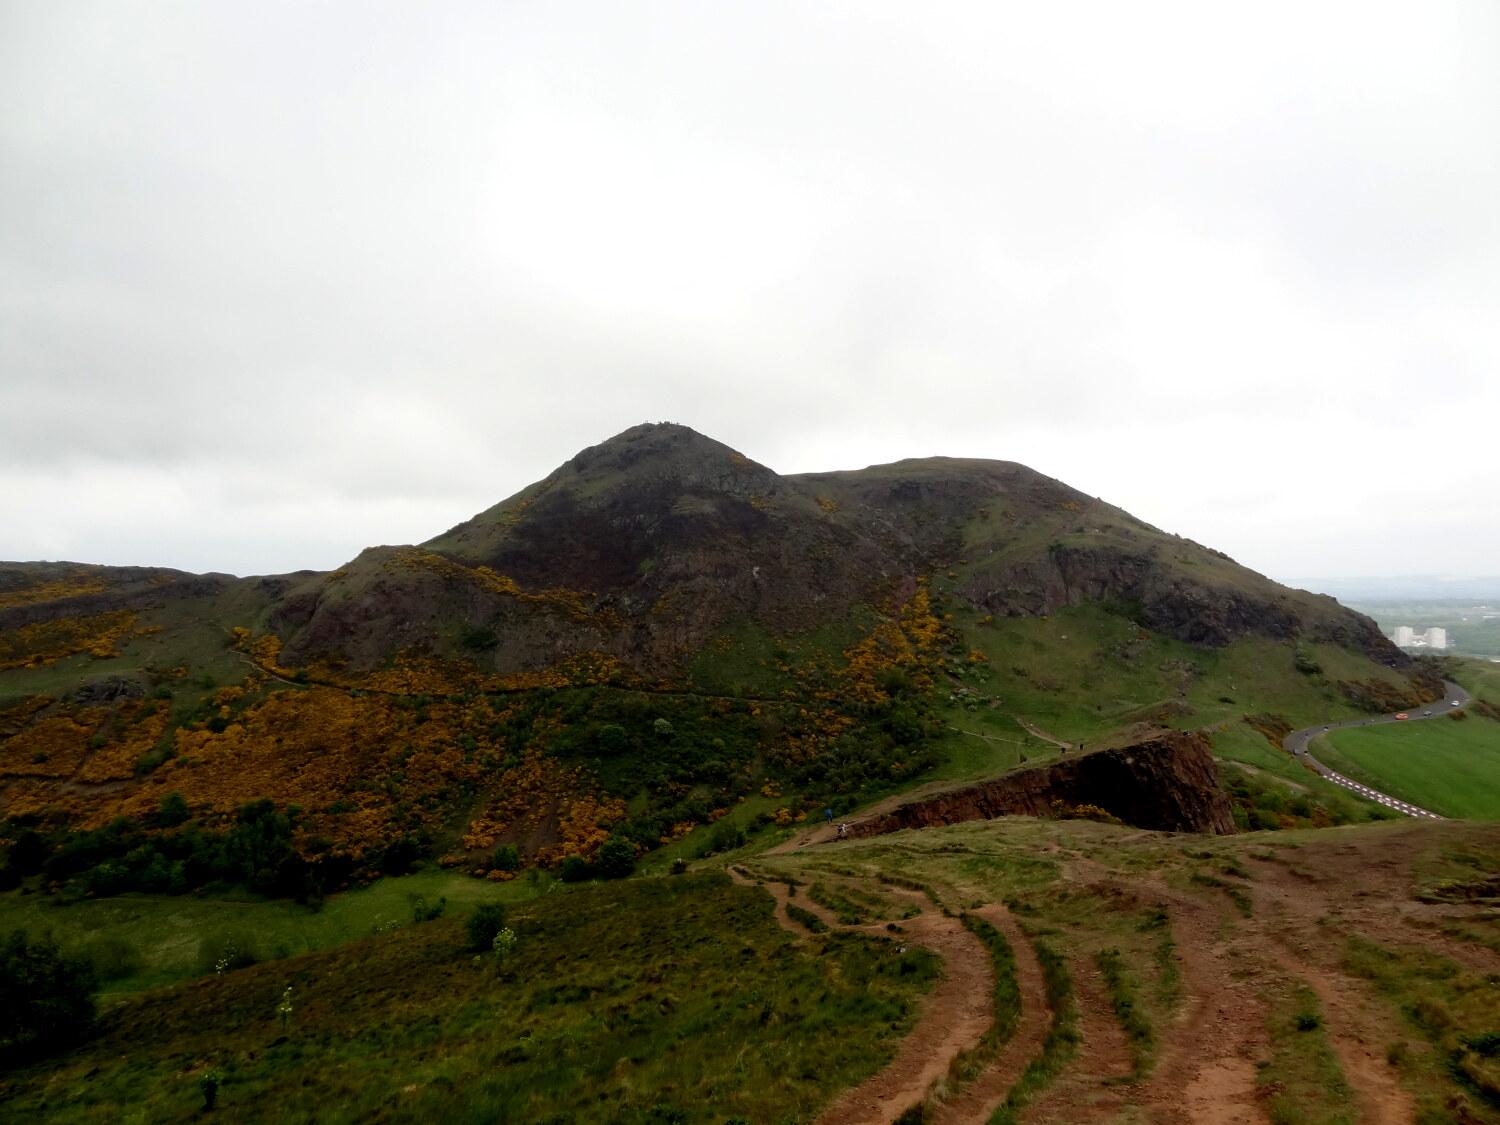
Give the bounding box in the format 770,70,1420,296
1281,679,1470,820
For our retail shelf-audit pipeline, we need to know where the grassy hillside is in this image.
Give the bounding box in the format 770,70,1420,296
0,869,537,996
8,817,1500,1123
0,874,938,1124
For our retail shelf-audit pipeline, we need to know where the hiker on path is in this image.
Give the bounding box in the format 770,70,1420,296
837,822,849,838
825,807,834,823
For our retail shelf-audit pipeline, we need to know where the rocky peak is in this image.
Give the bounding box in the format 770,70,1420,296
551,422,784,501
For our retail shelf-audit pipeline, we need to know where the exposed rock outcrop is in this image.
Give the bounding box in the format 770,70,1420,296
851,728,1237,838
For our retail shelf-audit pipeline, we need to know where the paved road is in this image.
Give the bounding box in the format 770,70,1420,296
1281,679,1471,819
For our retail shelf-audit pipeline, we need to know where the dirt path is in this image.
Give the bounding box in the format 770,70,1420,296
927,904,1050,1125
1015,954,1135,1123
728,868,1021,1125
1246,862,1418,1125
816,912,997,1125
1011,715,1073,750
742,817,1496,1124
1274,955,1416,1125
728,867,841,934
1133,892,1272,1125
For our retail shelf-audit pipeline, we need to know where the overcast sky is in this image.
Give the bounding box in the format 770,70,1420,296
3,2,1497,589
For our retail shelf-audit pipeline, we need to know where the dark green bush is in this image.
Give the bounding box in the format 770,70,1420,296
0,930,98,1059
560,855,592,883
595,838,636,880
465,903,509,952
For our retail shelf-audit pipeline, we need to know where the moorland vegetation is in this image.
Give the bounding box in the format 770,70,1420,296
3,424,1498,1121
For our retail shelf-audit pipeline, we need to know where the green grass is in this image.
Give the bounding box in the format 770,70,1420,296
1257,981,1355,1125
808,881,869,924
1095,946,1156,1080
0,874,941,1124
1316,718,1500,820
0,869,540,995
926,713,1061,785
1188,870,1254,917
785,903,829,933
987,939,1080,1124
947,604,1420,749
1451,657,1500,707
1342,934,1500,1120
1142,910,1183,1012
950,913,1022,1078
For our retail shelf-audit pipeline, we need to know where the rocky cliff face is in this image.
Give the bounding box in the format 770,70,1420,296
964,541,1397,662
793,453,1402,664
850,728,1237,838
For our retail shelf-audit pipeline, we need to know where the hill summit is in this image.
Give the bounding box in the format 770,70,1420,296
247,422,1395,679
0,422,1437,891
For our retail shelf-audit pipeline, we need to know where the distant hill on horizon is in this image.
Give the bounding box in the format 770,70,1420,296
1286,575,1500,602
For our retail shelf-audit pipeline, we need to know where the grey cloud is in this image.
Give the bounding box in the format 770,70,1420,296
3,1,1497,578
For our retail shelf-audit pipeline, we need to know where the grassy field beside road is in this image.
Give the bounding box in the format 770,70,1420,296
1316,717,1500,820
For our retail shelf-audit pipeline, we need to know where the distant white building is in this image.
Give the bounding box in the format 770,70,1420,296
1391,625,1447,649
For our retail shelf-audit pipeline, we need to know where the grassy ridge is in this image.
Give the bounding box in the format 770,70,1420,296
0,874,940,1124
1095,946,1156,1080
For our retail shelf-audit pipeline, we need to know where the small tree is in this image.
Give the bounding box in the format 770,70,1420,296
157,791,190,828
197,1069,224,1111
0,929,98,1057
595,837,636,880
465,903,509,953
491,927,517,965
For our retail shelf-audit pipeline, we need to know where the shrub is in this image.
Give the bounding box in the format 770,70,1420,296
197,931,258,975
76,934,142,983
0,929,98,1057
156,791,190,828
560,855,592,883
465,903,509,953
786,904,828,933
595,838,636,880
491,844,520,872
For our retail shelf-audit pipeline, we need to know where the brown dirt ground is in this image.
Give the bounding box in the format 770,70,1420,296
740,817,1500,1125
927,904,1051,1125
